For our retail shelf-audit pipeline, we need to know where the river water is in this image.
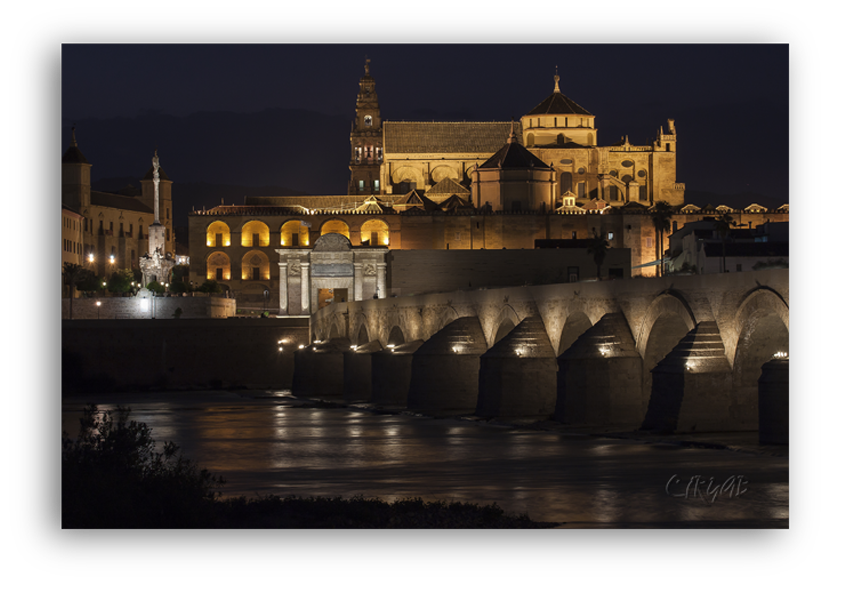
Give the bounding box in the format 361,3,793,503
61,391,788,527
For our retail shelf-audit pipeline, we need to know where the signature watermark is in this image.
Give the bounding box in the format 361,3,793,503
666,474,749,504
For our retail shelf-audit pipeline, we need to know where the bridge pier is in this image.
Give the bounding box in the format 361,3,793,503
476,316,557,418
758,358,789,444
343,340,382,402
291,337,351,397
554,312,643,428
408,317,488,415
641,321,736,433
371,340,424,404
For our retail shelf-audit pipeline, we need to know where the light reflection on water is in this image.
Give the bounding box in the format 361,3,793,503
62,393,788,527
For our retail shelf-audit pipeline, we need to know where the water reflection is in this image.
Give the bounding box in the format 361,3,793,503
61,394,788,527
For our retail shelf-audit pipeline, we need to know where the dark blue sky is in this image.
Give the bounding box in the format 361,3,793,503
61,44,789,199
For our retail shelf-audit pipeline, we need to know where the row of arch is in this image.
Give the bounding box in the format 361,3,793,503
321,285,789,401
205,218,391,248
206,250,271,281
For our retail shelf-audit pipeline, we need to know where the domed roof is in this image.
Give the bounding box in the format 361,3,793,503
526,74,592,116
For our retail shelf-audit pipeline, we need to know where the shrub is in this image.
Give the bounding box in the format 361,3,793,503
62,405,224,528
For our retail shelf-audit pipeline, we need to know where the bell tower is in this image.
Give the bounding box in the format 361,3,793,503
348,58,383,195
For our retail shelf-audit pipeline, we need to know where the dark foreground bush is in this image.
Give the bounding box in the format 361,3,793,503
63,406,556,529
63,405,224,528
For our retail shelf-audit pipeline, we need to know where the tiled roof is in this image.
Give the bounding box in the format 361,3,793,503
244,195,404,211
384,122,522,154
392,190,440,212
427,177,470,195
90,191,153,214
479,141,550,170
526,91,592,116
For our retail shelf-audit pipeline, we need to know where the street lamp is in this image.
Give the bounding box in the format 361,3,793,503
96,300,101,320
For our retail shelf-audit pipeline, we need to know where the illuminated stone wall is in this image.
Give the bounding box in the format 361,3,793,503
62,295,236,320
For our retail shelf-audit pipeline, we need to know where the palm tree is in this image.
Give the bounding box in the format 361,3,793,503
714,212,736,273
587,227,609,280
650,200,673,277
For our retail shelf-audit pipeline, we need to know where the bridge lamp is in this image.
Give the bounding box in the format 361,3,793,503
387,344,395,349
350,345,358,351
88,253,94,263
109,254,115,264
298,344,306,350
452,345,461,354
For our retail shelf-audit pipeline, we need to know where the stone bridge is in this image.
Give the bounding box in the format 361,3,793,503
296,269,788,434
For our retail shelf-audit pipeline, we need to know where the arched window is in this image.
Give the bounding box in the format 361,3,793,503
360,219,390,246
206,221,231,247
320,219,350,239
241,250,270,281
280,220,310,247
206,251,231,281
241,220,270,247
364,115,373,127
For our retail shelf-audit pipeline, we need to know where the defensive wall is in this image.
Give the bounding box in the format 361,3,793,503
301,269,789,433
62,295,236,320
62,318,309,393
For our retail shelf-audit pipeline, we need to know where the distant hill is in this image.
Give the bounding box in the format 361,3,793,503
65,107,352,205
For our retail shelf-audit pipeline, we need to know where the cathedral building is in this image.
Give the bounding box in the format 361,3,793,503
186,61,788,314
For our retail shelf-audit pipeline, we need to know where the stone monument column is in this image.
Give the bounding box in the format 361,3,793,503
300,261,311,312
376,262,387,298
278,260,288,314
353,262,364,302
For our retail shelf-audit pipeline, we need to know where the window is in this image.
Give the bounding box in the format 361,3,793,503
364,115,372,127
359,180,365,191
374,179,379,191
568,266,579,282
607,232,614,241
646,237,653,248
572,231,577,239
736,264,743,272
578,182,586,198
216,268,223,281
291,233,299,247
252,267,260,281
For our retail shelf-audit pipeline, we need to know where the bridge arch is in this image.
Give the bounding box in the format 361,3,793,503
730,288,790,417
490,305,521,346
557,310,594,356
636,291,698,407
349,312,372,347
387,325,406,347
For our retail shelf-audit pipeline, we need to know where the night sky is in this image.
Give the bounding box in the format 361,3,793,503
61,43,788,215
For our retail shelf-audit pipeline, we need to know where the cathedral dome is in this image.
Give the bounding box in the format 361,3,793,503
525,73,592,116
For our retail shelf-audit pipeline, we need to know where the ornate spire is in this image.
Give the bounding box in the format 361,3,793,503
364,57,370,75
553,66,560,93
508,118,517,143
71,125,78,147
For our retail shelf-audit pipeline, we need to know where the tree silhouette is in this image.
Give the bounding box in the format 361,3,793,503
587,227,609,280
63,263,93,319
714,212,736,273
650,200,673,277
